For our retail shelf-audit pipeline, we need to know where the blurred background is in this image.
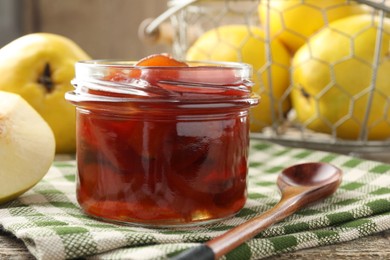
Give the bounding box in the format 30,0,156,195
0,0,169,59
1,0,389,160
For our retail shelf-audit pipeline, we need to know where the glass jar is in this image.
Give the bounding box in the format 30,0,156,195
66,59,258,227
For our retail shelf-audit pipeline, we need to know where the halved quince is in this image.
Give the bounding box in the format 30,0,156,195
0,91,55,203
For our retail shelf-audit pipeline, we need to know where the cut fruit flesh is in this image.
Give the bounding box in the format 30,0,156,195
0,91,55,203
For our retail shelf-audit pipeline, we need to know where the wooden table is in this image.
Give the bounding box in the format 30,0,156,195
1,151,389,259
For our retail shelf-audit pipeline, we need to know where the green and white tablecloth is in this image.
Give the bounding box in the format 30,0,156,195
0,140,389,260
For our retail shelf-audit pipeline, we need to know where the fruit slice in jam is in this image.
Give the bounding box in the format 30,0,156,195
135,53,188,67
131,54,188,85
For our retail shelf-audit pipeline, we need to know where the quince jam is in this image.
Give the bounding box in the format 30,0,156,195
66,54,258,226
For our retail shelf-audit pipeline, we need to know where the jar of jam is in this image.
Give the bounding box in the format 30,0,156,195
66,57,258,226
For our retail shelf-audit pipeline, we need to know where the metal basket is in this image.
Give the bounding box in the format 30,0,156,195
140,0,390,159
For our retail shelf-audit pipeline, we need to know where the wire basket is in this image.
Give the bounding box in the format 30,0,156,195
141,0,390,158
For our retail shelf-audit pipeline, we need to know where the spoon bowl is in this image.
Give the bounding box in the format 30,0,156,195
279,162,342,187
172,162,343,260
277,162,342,212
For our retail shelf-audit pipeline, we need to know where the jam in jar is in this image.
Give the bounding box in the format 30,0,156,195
66,54,258,226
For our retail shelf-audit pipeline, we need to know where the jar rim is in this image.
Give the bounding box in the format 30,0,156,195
67,59,259,109
76,59,253,70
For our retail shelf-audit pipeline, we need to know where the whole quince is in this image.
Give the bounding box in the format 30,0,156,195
0,33,91,153
291,14,390,140
258,0,371,53
186,25,291,131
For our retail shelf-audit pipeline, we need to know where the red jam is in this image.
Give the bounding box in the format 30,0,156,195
66,54,258,226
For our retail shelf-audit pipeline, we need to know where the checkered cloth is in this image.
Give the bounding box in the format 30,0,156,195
0,140,389,260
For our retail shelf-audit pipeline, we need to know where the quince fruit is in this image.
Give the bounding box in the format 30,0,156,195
186,25,291,131
258,0,371,53
0,91,55,203
291,14,390,140
0,33,90,153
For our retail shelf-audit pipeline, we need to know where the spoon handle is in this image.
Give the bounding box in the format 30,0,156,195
171,244,214,260
172,196,300,260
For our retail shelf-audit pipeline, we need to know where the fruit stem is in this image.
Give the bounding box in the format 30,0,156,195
299,86,311,100
38,63,54,93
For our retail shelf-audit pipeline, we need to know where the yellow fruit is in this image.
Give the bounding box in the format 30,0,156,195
186,25,291,131
291,14,390,140
258,0,371,53
0,91,55,203
0,33,91,153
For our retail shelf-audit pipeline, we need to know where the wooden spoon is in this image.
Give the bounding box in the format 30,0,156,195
172,162,342,260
